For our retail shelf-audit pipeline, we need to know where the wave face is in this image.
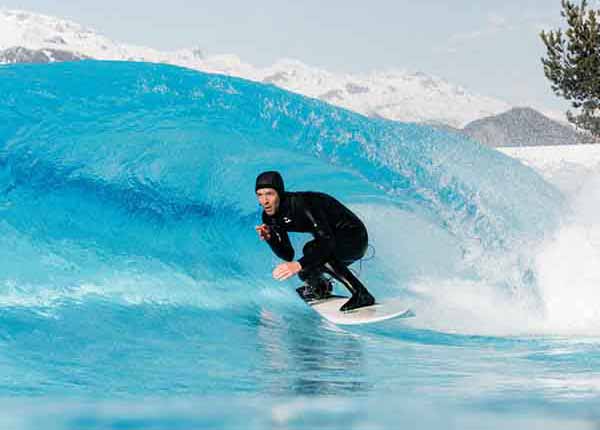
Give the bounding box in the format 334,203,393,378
0,61,574,409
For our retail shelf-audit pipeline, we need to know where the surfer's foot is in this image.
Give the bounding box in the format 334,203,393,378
340,290,375,312
296,277,333,301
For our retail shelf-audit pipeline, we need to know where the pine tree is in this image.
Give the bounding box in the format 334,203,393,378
541,0,600,137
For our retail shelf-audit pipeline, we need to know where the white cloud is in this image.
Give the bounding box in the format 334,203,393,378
440,12,557,54
487,13,509,29
441,13,511,53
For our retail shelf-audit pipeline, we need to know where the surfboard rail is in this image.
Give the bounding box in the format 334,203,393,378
303,295,414,325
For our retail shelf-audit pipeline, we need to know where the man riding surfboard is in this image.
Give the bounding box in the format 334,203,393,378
254,171,375,311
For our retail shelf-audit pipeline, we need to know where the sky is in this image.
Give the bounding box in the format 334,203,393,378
2,0,578,114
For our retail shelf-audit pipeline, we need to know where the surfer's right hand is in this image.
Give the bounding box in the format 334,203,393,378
255,224,272,241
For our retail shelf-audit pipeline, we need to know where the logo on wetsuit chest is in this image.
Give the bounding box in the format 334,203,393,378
283,217,292,224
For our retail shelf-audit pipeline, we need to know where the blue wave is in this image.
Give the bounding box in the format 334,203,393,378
0,61,563,308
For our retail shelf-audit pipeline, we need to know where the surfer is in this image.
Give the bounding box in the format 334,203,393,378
254,171,375,311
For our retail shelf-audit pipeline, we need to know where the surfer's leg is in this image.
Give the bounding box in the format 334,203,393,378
325,228,375,311
296,241,333,300
333,226,369,265
322,259,375,311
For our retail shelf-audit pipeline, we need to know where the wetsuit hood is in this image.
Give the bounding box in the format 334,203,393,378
255,171,285,197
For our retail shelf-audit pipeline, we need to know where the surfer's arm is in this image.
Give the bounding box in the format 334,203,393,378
266,229,295,261
297,204,335,270
261,214,295,261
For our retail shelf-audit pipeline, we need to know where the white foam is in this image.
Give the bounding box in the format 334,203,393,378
402,277,534,335
499,144,600,171
399,145,600,336
533,170,600,335
501,145,600,333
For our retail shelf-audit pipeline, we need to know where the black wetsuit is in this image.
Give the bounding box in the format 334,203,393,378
262,191,371,299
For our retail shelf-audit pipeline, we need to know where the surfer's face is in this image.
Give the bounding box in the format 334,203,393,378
256,188,280,216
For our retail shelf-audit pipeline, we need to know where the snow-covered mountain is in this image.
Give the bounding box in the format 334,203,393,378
0,8,511,127
258,60,511,127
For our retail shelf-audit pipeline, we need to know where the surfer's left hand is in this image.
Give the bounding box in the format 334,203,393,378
272,261,302,281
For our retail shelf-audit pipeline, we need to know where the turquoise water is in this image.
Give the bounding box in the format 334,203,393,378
0,61,598,428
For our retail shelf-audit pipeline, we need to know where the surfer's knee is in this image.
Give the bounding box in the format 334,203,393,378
302,240,318,256
298,266,322,282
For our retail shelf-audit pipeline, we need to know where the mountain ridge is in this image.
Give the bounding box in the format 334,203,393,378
462,107,586,147
0,8,511,128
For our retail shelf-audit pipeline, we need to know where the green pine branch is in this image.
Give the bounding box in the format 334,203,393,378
541,0,600,137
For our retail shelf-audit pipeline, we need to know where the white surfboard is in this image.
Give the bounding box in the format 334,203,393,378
304,295,414,325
